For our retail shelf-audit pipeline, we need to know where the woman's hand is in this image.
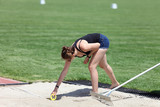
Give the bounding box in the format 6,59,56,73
84,57,90,64
50,89,57,100
51,88,57,96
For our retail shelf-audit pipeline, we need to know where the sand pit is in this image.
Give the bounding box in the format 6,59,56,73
0,82,159,107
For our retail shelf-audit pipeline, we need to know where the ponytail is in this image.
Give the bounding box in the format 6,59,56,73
61,46,75,61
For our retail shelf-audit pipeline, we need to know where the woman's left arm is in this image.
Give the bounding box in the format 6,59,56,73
80,40,100,52
83,49,98,64
81,40,100,64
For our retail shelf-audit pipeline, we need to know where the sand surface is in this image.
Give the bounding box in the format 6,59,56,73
0,82,159,107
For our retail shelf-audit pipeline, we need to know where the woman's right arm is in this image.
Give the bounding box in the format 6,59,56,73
51,61,71,94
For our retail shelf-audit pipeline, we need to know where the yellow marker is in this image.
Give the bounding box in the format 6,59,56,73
50,93,57,101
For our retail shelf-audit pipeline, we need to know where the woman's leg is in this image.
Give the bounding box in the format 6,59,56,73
99,54,119,89
88,49,107,93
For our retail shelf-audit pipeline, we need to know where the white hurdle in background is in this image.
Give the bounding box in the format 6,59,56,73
40,0,46,5
111,3,118,9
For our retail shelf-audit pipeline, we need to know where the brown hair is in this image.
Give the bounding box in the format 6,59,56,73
61,46,75,61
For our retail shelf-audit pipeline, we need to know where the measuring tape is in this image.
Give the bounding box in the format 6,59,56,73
50,93,57,101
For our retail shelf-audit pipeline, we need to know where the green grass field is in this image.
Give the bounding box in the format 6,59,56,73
0,0,160,92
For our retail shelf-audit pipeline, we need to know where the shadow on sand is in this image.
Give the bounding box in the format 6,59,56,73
56,88,91,100
47,88,91,100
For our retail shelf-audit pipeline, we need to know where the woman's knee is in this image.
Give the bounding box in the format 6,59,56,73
99,64,104,69
88,64,97,72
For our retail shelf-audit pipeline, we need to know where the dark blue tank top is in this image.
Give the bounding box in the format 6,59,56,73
73,33,100,57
